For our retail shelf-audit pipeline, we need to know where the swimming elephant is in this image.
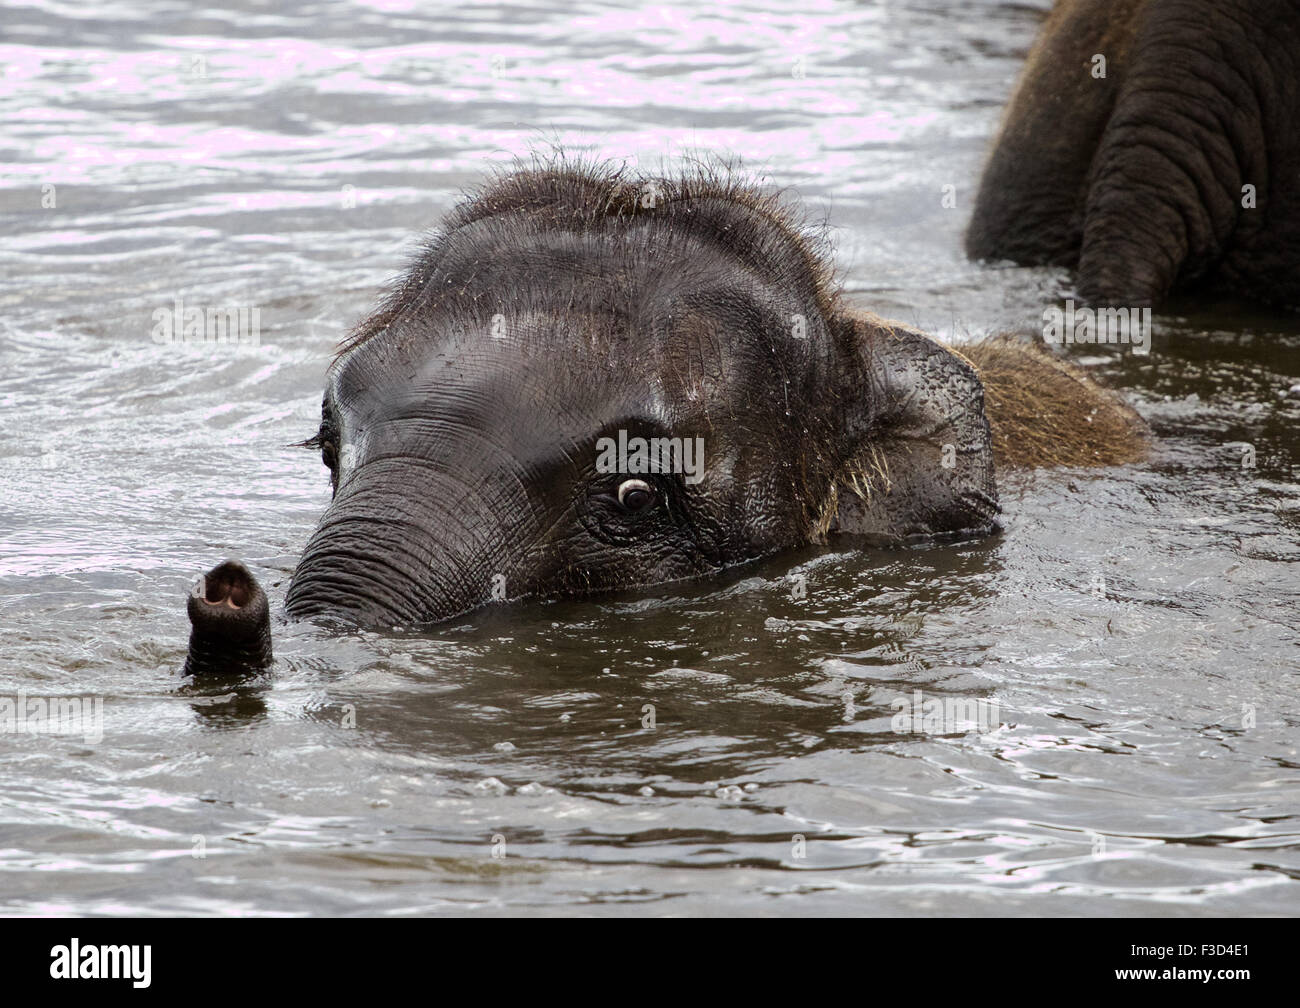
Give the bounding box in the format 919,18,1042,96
181,162,1145,678
966,0,1300,310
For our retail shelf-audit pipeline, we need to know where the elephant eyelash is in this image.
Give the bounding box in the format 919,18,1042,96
289,422,341,495
291,418,337,453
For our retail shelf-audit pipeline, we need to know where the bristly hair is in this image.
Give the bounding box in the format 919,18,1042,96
334,147,843,361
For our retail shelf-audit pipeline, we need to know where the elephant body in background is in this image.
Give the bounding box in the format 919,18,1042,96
967,0,1300,311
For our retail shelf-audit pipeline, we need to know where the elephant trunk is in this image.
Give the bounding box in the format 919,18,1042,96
183,560,273,678
284,467,512,628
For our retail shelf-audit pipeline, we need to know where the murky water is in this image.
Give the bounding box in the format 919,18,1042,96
2,0,1298,916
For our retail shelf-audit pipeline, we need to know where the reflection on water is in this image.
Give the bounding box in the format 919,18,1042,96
1,0,1298,915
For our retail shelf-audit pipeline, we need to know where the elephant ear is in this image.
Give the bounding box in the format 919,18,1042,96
825,313,1000,543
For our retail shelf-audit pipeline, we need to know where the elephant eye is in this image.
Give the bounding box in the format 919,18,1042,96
320,441,338,471
616,478,656,512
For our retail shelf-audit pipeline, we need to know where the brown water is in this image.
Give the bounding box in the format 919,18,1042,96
1,0,1298,916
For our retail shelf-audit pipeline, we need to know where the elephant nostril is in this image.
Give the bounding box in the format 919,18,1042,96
200,562,256,610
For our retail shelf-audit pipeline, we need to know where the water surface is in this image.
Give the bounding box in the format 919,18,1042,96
1,0,1298,915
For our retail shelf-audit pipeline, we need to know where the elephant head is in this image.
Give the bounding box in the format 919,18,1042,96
276,165,1000,629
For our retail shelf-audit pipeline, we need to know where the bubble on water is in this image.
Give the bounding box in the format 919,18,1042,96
715,785,745,801
475,777,509,796
559,712,572,722
639,786,654,797
517,782,555,796
493,741,516,753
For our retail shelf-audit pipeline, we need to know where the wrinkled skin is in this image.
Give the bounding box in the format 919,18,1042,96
182,162,1144,676
966,0,1300,310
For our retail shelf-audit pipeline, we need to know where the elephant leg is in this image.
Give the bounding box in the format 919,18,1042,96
1076,0,1276,306
966,0,1145,268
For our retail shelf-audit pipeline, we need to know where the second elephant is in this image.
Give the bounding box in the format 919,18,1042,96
967,0,1300,311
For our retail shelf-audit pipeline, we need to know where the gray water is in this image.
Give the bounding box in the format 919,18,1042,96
2,0,1298,916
